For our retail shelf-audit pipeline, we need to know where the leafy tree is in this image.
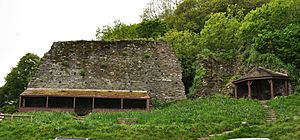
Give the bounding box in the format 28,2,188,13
199,11,241,60
96,20,138,40
141,0,182,19
166,0,270,33
0,53,41,113
136,19,169,39
238,0,300,46
163,30,199,92
254,24,300,68
96,19,169,40
237,0,300,91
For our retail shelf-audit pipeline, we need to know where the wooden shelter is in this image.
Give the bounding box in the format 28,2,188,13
19,88,150,115
232,67,290,100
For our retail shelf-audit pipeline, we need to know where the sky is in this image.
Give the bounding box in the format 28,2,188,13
0,0,149,86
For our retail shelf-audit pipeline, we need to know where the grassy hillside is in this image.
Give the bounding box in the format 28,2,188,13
0,94,299,140
0,96,265,140
213,93,300,140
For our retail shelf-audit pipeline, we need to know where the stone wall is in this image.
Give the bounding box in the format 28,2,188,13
28,40,186,102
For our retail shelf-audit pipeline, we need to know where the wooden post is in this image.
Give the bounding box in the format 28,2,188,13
46,96,49,108
92,97,95,111
73,97,76,110
247,81,252,98
121,98,124,109
23,97,26,107
268,80,274,98
234,85,238,98
146,99,150,111
285,80,289,96
19,96,22,108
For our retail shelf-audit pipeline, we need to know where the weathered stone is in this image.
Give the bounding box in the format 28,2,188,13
28,40,186,102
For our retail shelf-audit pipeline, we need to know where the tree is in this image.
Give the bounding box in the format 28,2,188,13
136,19,169,39
96,19,169,40
166,0,270,33
96,20,138,40
141,0,182,19
238,0,300,46
163,30,199,92
0,53,41,113
199,11,241,60
237,0,300,91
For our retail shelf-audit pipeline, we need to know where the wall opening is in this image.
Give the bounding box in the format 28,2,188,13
237,82,248,98
48,97,73,108
24,97,46,107
251,80,271,100
75,98,92,115
123,99,147,109
94,98,121,109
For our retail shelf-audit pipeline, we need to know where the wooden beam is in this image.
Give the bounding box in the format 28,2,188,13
121,98,124,109
247,81,252,98
268,80,274,98
46,96,49,108
23,97,26,107
92,97,95,111
146,99,150,111
234,85,238,98
19,96,21,108
73,97,76,109
285,80,289,96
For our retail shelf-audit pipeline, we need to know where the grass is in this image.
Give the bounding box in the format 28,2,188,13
1,94,299,139
0,96,265,139
212,93,300,140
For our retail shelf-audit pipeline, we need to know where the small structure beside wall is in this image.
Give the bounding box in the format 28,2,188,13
232,67,290,100
19,88,150,115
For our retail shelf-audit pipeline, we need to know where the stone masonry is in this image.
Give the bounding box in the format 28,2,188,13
28,40,186,102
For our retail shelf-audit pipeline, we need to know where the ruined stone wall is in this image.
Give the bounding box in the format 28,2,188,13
28,40,186,102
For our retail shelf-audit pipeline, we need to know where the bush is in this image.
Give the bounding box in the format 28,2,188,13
188,65,206,97
1,104,18,114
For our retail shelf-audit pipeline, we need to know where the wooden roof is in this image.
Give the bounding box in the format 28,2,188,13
21,88,150,99
233,67,288,84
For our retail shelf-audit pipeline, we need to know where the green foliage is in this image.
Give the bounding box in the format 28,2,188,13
237,0,300,89
136,19,169,39
163,30,199,91
0,53,40,113
166,0,270,32
214,93,300,140
96,19,169,40
141,0,182,19
143,50,152,58
0,96,265,139
254,24,300,68
1,104,18,114
96,20,138,40
188,65,206,97
79,69,86,77
150,97,164,108
199,12,241,60
238,0,300,46
268,93,300,120
62,60,69,67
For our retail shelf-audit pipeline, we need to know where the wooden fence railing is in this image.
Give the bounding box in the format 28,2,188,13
0,113,33,122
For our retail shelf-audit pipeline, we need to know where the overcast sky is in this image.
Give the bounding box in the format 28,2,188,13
0,0,149,86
